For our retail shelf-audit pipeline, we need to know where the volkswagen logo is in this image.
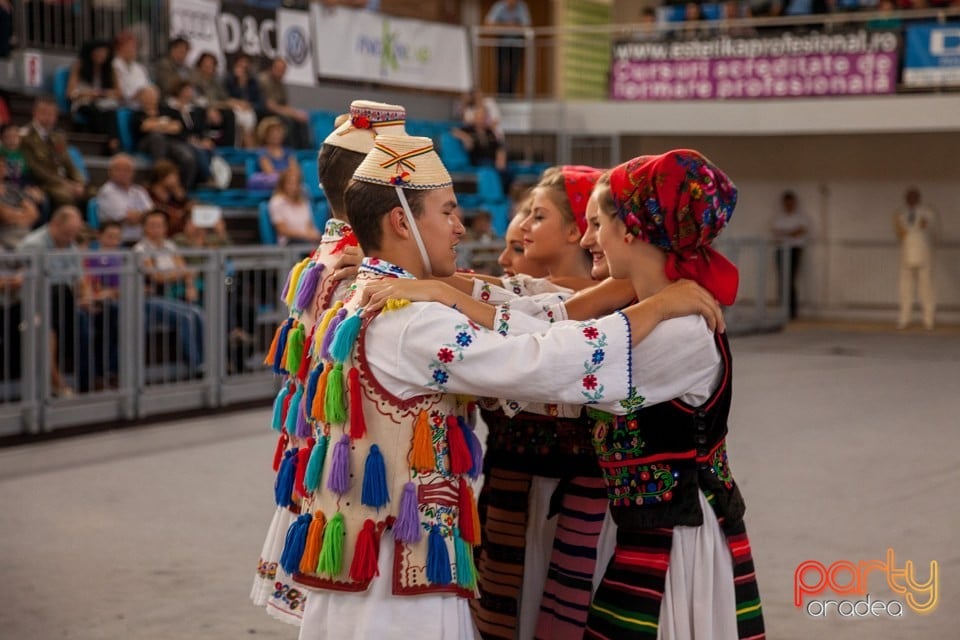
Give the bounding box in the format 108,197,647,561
285,26,309,66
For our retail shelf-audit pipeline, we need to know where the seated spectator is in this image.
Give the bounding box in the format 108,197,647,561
675,2,713,40
633,7,665,42
257,58,310,149
268,165,321,245
248,117,297,190
163,80,216,187
868,0,902,29
17,205,92,395
148,159,192,236
459,89,504,142
719,1,758,37
96,153,154,244
84,221,123,388
132,86,199,190
112,31,154,106
20,95,96,209
172,215,231,251
0,157,40,250
0,124,47,223
193,53,250,147
451,104,511,191
154,37,192,98
225,54,264,128
67,40,122,154
133,210,204,376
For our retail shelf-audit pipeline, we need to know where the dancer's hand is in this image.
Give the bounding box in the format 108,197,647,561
330,245,363,282
652,279,725,333
359,279,451,313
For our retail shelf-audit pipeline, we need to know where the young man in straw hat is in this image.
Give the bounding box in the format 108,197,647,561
251,101,406,625
277,135,723,639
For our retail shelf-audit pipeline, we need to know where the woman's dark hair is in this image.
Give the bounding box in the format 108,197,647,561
195,52,217,70
79,39,115,87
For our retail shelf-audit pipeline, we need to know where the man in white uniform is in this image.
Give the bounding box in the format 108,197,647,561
894,187,936,330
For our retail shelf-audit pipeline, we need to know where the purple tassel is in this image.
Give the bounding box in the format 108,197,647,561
274,447,299,508
294,263,325,312
326,434,351,495
295,393,312,438
280,267,293,304
458,417,483,480
321,308,348,361
393,481,422,543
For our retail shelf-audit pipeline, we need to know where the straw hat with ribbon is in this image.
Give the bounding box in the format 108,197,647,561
324,100,407,154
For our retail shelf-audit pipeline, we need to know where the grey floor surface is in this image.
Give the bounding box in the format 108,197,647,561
1,324,957,639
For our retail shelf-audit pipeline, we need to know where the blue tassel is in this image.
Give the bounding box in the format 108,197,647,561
305,434,329,493
273,318,294,375
320,308,347,361
426,525,452,585
394,482,422,543
294,263,324,312
458,417,484,480
271,386,290,432
361,444,390,510
326,434,351,495
454,527,476,589
279,513,312,575
329,312,362,363
304,364,323,419
284,387,304,435
274,447,299,508
295,391,312,438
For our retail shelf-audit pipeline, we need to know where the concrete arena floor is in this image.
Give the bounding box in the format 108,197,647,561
0,324,957,640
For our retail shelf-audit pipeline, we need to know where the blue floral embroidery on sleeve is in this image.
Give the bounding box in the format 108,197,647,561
427,321,480,392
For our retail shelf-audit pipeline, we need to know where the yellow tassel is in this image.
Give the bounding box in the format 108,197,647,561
313,302,342,354
299,511,327,575
384,298,411,312
410,410,436,472
285,258,310,309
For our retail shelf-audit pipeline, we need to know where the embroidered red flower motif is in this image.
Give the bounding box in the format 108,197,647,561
352,115,371,129
582,374,598,390
582,326,599,340
437,347,455,363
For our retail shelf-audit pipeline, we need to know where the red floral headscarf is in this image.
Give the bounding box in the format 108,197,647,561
608,150,739,305
560,165,603,235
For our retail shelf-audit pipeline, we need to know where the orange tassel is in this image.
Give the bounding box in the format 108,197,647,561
458,477,481,545
445,416,472,475
410,411,435,472
348,367,366,439
349,519,380,582
264,322,284,367
314,366,330,423
272,432,289,472
299,511,327,575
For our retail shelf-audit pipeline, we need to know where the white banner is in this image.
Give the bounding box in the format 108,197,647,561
277,9,316,87
169,0,224,68
309,6,471,92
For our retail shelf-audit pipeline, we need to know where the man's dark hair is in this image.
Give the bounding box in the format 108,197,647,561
99,220,122,233
343,181,428,253
142,209,169,226
168,37,190,52
318,144,366,218
33,94,58,110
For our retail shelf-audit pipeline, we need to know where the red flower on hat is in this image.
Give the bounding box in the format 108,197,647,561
352,115,371,129
390,171,410,186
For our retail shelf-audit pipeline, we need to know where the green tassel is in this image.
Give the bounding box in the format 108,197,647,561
286,324,305,378
324,363,347,424
454,527,476,589
317,512,346,577
329,312,362,363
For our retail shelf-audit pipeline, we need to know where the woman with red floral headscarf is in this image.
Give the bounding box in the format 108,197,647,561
583,150,764,640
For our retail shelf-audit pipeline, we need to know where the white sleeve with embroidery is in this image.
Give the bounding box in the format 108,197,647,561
365,302,631,409
470,275,571,304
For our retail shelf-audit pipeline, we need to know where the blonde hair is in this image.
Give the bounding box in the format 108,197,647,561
257,116,286,145
274,166,304,203
534,166,575,226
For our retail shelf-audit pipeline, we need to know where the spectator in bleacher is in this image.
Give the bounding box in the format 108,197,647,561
257,58,310,149
96,153,154,244
0,157,39,250
771,190,810,320
1,124,44,204
84,220,122,388
193,53,255,148
225,54,264,125
147,159,192,237
632,7,665,42
112,31,154,107
67,39,122,155
164,80,216,187
20,96,95,209
132,85,199,190
458,89,504,142
451,104,511,191
268,165,321,245
134,209,204,375
868,0,903,29
676,2,713,40
719,1,758,37
248,116,297,190
485,0,532,95
155,37,192,97
17,205,92,396
784,0,832,15
173,215,231,252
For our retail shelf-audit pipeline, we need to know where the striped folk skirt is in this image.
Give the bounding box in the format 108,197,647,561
585,491,764,640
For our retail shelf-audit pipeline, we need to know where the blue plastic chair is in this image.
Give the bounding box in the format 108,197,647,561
311,199,329,232
300,159,323,199
67,146,89,182
116,108,135,153
53,66,72,115
439,131,471,172
476,166,505,202
258,200,277,245
309,111,338,146
86,199,100,230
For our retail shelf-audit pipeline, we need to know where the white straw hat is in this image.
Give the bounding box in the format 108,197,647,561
323,100,407,154
352,135,452,190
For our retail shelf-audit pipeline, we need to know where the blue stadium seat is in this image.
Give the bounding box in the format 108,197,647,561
299,159,323,199
439,131,471,172
116,108,135,153
86,199,99,230
258,200,277,245
312,198,329,232
53,66,71,115
309,111,337,146
475,166,505,202
67,145,88,182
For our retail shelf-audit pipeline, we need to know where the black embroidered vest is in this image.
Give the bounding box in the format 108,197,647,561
589,333,745,531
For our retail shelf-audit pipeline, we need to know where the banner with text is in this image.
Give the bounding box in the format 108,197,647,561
276,9,316,86
611,30,899,100
310,6,471,92
219,1,277,71
169,0,224,68
903,23,960,87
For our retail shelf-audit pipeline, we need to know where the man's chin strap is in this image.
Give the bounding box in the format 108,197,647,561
395,186,432,276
